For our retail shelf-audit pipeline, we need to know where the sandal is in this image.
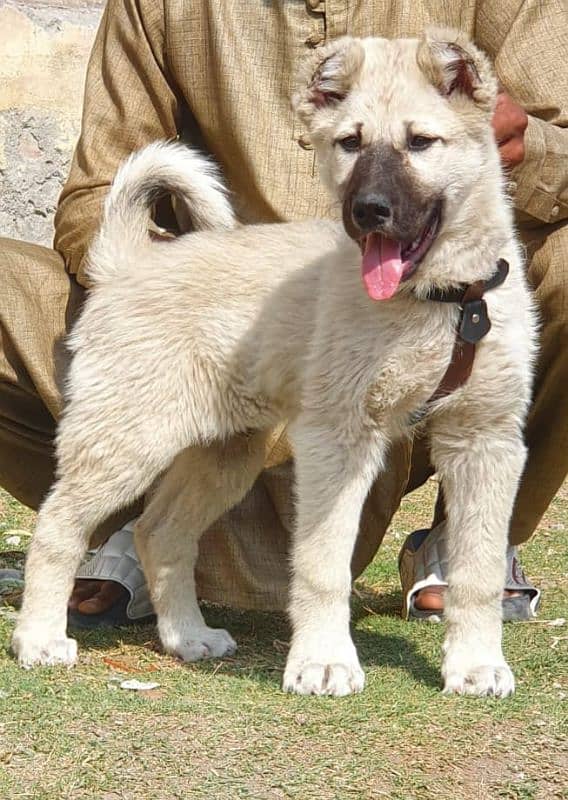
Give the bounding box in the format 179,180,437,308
68,522,156,629
398,522,541,622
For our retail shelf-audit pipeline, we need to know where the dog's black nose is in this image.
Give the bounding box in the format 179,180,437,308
352,193,392,232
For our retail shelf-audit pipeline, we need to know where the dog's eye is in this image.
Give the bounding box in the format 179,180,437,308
408,135,437,151
338,135,361,152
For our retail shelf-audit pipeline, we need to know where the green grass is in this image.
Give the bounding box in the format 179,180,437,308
0,482,566,800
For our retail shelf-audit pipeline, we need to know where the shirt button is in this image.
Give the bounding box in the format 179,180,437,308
305,31,324,47
551,204,560,217
306,0,324,10
298,134,314,150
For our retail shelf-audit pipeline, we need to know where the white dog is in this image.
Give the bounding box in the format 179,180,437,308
13,28,536,698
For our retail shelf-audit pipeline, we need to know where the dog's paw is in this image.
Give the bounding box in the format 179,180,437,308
283,637,364,696
283,661,365,696
12,628,78,669
442,660,515,698
164,626,237,662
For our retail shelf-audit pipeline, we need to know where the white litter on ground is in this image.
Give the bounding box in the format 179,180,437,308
107,678,161,691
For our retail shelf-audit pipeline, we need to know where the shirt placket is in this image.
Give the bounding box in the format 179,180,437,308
294,0,327,151
325,0,349,40
294,2,350,151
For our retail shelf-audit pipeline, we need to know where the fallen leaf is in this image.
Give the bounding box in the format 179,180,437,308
103,656,159,673
103,657,143,673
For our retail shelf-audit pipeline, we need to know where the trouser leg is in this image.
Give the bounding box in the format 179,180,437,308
0,237,142,544
508,222,568,544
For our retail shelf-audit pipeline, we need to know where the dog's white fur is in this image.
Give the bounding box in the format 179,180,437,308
13,29,536,697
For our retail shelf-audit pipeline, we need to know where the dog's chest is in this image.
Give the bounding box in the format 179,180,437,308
363,351,444,426
298,298,456,432
361,307,457,427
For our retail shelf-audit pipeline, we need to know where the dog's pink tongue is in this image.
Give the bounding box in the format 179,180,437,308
362,233,404,300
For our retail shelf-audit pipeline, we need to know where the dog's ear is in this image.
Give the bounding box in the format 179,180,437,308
417,27,497,112
293,37,366,125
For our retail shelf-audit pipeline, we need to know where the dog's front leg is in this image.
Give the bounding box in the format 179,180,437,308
430,421,526,698
283,419,384,696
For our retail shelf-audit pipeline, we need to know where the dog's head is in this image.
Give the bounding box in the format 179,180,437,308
293,28,498,300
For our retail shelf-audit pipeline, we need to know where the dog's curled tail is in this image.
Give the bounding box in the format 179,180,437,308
87,141,236,283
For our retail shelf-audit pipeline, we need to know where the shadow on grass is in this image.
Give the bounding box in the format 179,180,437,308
354,629,440,689
352,586,404,619
72,596,440,690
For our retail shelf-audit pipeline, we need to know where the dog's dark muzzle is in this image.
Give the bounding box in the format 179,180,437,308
341,145,438,248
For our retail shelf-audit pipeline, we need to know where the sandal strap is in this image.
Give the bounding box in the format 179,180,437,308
398,524,449,620
75,522,154,620
505,546,541,616
398,526,541,621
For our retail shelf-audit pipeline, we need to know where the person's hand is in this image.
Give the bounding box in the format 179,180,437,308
68,579,127,614
492,91,528,169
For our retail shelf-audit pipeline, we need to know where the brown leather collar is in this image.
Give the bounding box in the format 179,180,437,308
410,258,509,424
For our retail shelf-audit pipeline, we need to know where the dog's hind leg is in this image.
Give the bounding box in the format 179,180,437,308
134,432,268,662
11,407,194,668
283,416,385,697
429,417,526,698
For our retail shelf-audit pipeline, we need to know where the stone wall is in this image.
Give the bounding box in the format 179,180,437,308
0,0,103,245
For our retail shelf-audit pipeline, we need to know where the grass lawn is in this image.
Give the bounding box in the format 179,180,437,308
0,481,566,800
